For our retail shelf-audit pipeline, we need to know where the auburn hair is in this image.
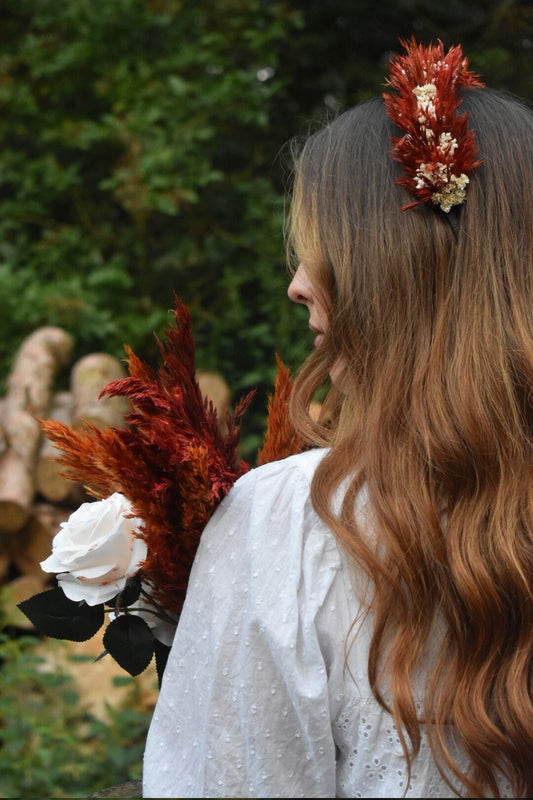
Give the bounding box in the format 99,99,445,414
287,89,533,797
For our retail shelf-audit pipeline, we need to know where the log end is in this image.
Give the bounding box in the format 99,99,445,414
0,500,30,534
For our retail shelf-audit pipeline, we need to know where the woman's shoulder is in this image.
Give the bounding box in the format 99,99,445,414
198,447,337,575
233,446,329,497
191,445,356,657
217,447,330,535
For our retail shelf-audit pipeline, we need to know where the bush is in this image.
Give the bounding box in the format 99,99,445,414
0,0,308,460
0,632,152,797
1,0,530,459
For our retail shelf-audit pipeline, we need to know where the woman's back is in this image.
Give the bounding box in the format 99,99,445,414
145,449,498,797
144,449,341,796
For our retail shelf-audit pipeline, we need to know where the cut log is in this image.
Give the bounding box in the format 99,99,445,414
0,448,35,533
0,544,10,582
71,353,130,431
0,406,42,532
309,401,322,421
6,408,42,463
0,326,74,533
11,513,55,578
36,390,87,504
0,573,49,629
197,370,231,434
4,326,74,420
34,626,159,721
32,501,74,536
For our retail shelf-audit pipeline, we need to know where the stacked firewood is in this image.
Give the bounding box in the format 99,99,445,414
0,327,133,624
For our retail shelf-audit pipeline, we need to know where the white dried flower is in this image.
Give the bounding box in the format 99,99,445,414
432,174,470,212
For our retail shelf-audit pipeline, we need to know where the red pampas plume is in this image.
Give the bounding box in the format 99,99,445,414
40,294,301,616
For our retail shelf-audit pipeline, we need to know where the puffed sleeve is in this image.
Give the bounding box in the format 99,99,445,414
143,449,356,798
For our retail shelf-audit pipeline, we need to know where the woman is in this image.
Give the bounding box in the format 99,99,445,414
143,40,533,797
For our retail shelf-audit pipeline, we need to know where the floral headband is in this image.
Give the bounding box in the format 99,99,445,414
383,38,484,214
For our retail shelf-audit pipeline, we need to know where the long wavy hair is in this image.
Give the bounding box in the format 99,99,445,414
287,89,533,797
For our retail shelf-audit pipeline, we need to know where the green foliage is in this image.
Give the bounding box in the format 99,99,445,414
1,0,530,460
0,0,307,459
280,0,532,115
0,633,152,798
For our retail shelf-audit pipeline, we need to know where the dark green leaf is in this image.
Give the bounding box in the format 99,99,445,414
103,615,154,677
105,574,142,609
93,649,108,663
154,638,172,688
17,587,104,642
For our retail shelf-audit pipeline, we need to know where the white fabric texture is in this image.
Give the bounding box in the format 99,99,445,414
143,448,465,798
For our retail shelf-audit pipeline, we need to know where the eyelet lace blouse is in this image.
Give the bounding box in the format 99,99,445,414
143,448,508,798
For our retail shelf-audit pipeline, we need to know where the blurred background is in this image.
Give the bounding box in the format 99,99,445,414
1,0,532,458
0,1,531,796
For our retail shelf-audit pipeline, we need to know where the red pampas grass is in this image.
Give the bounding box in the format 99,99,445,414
40,295,300,616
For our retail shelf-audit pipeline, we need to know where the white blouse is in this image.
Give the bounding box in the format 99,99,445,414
143,449,468,798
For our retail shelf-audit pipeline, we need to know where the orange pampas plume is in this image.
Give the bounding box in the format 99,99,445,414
257,355,303,466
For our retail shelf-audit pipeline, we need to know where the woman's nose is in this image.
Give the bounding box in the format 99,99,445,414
287,265,313,306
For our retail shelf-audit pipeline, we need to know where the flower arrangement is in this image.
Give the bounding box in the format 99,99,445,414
383,37,484,213
19,294,302,682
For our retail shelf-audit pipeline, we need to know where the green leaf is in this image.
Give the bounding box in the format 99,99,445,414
105,574,142,609
103,615,155,677
17,587,105,642
154,638,172,688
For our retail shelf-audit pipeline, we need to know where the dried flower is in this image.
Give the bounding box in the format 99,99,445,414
21,295,302,677
39,295,300,618
40,295,254,616
383,37,484,213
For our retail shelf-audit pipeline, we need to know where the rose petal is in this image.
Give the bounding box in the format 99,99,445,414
58,572,127,606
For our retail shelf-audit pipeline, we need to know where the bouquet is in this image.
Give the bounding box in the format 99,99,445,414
18,294,303,683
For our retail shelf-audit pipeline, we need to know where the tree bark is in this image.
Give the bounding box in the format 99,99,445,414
4,326,73,420
0,448,35,533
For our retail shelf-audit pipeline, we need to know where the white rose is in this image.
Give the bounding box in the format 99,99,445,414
41,492,147,606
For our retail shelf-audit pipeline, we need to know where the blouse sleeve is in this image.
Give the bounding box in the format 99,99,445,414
143,450,355,798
